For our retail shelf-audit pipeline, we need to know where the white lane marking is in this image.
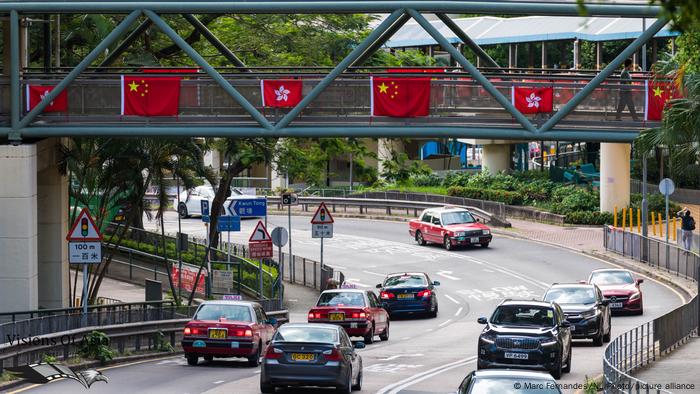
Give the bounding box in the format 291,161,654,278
363,270,386,277
482,269,494,273
425,328,434,332
344,278,369,288
379,354,424,361
401,337,411,340
288,298,299,302
436,270,461,280
438,319,452,327
454,307,463,317
376,356,478,394
213,381,225,385
327,264,347,270
444,294,460,305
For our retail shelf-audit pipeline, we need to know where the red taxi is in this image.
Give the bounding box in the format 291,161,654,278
587,269,644,315
182,300,277,366
308,289,390,344
409,207,492,250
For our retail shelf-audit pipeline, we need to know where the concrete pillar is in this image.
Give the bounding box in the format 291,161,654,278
596,41,602,70
482,144,511,174
0,144,39,312
600,143,631,213
541,41,547,70
573,39,581,69
36,138,69,308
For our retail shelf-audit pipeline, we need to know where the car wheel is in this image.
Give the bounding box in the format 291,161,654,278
562,346,572,373
337,367,352,394
186,354,198,366
550,357,563,380
364,324,375,345
352,364,363,391
260,376,275,394
415,231,426,246
603,318,612,342
204,355,214,362
481,243,490,248
178,203,189,219
379,323,389,341
593,328,604,346
248,343,261,367
429,302,438,318
443,236,453,251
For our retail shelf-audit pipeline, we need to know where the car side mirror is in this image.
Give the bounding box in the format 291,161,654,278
476,218,481,223
433,281,441,286
636,279,644,285
266,318,278,326
376,284,382,289
477,317,488,324
560,320,571,328
354,341,366,349
601,298,610,306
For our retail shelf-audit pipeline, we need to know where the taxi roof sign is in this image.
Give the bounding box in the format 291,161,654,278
66,208,102,241
311,202,334,224
249,220,272,242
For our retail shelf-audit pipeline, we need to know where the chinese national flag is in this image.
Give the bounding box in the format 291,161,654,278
26,85,68,112
121,76,181,116
646,81,679,121
261,80,303,107
512,86,554,114
371,77,430,117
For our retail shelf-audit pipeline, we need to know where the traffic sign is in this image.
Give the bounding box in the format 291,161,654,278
67,208,102,241
68,241,102,264
311,202,334,224
271,227,289,247
659,178,675,196
217,215,241,232
312,223,333,238
281,193,298,206
227,198,267,217
249,220,272,242
249,220,273,258
201,200,210,216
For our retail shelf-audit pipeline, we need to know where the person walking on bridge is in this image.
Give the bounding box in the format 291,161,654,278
615,59,639,121
677,207,695,251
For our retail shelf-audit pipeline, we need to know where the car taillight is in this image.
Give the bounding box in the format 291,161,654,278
232,329,253,337
417,289,432,298
308,311,322,320
184,327,191,335
380,291,395,300
264,346,283,359
350,312,367,319
184,327,199,335
322,348,343,361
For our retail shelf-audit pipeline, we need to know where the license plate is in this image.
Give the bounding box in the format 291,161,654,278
329,313,344,321
350,322,358,328
504,352,529,360
470,237,480,243
291,353,315,362
230,341,239,348
209,329,227,339
193,340,206,348
611,302,623,308
397,294,413,299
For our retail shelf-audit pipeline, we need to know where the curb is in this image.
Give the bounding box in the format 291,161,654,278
0,350,182,392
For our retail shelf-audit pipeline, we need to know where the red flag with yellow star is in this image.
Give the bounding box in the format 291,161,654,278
121,76,181,116
371,77,430,117
645,80,679,121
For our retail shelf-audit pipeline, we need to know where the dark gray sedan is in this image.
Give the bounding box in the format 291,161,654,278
260,323,364,393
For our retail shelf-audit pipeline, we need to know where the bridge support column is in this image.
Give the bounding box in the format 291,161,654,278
37,138,69,308
0,144,39,312
600,143,631,213
482,143,512,174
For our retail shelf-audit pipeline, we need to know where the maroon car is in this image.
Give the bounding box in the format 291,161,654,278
308,289,390,344
587,269,644,315
182,300,276,366
409,207,492,250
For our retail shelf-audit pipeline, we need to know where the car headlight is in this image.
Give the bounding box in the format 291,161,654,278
629,291,641,300
540,338,558,346
581,309,599,318
482,229,490,235
455,231,466,237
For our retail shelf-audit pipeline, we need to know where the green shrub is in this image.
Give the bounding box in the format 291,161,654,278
447,186,524,205
80,331,114,363
411,173,442,187
564,211,614,225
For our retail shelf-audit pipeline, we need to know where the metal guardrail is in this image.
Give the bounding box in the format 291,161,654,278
603,226,699,394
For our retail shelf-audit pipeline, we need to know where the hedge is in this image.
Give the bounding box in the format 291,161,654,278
447,186,524,205
564,211,615,225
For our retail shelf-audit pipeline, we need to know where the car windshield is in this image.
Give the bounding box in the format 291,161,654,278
274,327,339,344
469,377,560,394
441,210,476,225
590,271,634,285
317,292,366,307
544,288,596,304
194,304,252,322
491,306,556,327
384,274,428,287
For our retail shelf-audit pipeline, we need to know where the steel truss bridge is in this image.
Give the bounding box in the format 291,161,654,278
0,1,668,143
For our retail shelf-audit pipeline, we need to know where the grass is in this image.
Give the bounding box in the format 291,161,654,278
359,185,450,195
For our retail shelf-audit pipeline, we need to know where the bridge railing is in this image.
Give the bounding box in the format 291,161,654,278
603,226,699,394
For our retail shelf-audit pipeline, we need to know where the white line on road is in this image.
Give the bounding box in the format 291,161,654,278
362,270,386,277
401,337,411,341
425,328,434,332
444,294,460,305
327,264,347,270
454,307,463,317
213,381,225,384
376,356,478,394
436,270,461,280
438,319,452,327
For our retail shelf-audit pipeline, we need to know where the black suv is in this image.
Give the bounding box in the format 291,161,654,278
477,300,572,379
543,283,611,346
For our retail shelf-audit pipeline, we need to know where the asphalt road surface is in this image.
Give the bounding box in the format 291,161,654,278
13,214,685,394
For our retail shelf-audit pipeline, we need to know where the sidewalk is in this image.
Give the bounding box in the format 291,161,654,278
631,337,700,393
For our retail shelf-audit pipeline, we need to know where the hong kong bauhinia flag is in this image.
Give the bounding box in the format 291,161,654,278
261,80,303,107
371,77,431,117
121,76,181,116
26,85,68,112
645,80,679,121
512,86,553,114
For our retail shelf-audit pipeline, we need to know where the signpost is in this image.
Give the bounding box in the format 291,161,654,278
311,202,334,269
659,178,675,244
281,192,298,281
201,200,210,223
217,215,241,275
249,221,273,297
227,198,267,217
271,227,289,289
67,208,103,324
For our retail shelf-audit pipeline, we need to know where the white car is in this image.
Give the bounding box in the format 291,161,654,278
177,186,264,218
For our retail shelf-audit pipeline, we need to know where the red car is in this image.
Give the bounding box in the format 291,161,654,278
409,207,492,250
182,300,277,366
308,289,390,344
587,269,644,315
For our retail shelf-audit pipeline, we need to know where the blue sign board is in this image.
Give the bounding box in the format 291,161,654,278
217,215,241,232
201,200,210,216
227,198,267,217
202,215,210,223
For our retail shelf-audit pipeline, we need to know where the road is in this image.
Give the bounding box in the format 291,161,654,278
14,214,684,394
